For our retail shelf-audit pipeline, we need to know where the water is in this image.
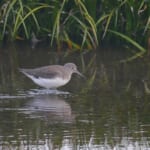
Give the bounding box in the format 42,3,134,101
0,43,150,150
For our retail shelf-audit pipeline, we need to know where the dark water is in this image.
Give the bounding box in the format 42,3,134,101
0,43,150,150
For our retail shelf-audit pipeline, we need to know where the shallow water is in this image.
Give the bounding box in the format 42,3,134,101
0,43,150,149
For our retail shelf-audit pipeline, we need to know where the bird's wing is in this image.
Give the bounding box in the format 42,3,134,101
19,66,63,79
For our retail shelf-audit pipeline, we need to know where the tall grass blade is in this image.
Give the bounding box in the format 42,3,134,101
75,0,98,47
102,10,114,38
71,15,96,49
2,0,16,39
13,4,50,39
50,0,66,47
143,17,150,34
96,14,110,26
109,30,146,52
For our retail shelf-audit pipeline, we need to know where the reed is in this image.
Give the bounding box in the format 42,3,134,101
0,0,149,55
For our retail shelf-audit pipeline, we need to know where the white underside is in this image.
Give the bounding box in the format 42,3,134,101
25,74,69,89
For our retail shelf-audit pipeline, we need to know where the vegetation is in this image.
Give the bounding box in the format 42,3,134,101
0,0,149,53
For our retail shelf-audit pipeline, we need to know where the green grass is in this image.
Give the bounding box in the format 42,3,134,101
0,0,149,56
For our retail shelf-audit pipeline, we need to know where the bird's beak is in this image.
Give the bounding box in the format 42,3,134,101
76,70,85,78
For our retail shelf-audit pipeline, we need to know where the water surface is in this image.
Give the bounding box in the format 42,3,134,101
0,43,150,149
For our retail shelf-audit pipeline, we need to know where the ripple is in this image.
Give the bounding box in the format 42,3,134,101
0,89,70,99
0,94,29,99
26,89,70,95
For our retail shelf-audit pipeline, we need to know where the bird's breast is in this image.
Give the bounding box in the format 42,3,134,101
31,76,69,88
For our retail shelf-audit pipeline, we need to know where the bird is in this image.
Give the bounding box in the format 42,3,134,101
19,63,84,89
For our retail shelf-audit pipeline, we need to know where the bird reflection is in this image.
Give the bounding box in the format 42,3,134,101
22,94,74,123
